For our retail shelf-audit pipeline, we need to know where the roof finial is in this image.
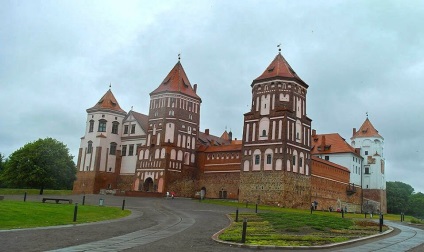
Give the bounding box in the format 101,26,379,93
178,53,181,62
109,82,112,89
277,43,281,53
131,106,133,111
366,111,368,118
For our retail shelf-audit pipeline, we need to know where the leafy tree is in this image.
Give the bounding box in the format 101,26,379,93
386,181,414,214
0,153,6,187
408,192,424,217
1,138,76,194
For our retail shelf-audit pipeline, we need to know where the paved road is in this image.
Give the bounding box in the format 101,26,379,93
1,194,424,251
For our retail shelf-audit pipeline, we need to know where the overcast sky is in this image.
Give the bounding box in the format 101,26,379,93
1,1,423,193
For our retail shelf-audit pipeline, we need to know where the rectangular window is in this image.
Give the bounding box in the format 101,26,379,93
129,144,134,156
365,167,370,174
292,156,296,165
98,120,106,132
325,156,329,161
299,157,303,167
109,143,117,155
266,154,272,164
131,124,136,134
124,125,129,134
255,155,260,165
112,122,119,134
365,151,368,155
122,145,127,156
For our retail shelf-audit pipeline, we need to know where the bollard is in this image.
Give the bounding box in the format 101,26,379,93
311,206,313,214
255,204,258,213
379,214,383,233
235,208,239,222
73,203,78,222
341,209,344,218
82,195,86,206
24,192,27,202
122,199,126,210
241,218,247,243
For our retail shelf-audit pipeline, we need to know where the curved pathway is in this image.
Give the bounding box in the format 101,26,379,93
1,194,424,251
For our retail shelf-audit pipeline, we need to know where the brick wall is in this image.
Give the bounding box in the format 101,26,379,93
239,171,311,209
198,172,240,199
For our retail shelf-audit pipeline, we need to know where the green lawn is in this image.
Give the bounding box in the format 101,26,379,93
201,199,394,246
0,188,72,195
0,200,130,230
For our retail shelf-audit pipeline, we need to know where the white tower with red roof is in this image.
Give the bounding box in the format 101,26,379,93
351,117,386,212
73,88,127,194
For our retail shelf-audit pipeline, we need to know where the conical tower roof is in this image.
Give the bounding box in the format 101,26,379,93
252,52,307,88
150,61,201,100
87,89,126,115
352,118,383,139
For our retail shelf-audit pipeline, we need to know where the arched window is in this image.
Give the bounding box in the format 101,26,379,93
87,141,93,153
89,120,94,132
109,142,117,155
111,121,119,134
98,119,107,132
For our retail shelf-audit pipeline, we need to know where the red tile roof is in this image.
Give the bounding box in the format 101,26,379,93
87,89,126,114
203,143,242,153
311,133,360,156
198,131,230,146
131,111,149,133
150,61,201,100
252,52,308,88
352,118,382,139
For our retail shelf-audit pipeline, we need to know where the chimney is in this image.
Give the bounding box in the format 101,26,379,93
229,131,233,142
321,135,326,150
205,129,209,135
193,84,197,93
352,128,356,137
312,129,316,137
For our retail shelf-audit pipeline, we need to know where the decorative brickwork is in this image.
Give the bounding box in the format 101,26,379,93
239,171,311,209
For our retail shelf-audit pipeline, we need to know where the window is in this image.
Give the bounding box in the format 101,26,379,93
324,156,329,161
89,120,94,132
109,142,117,155
124,125,129,134
131,125,136,134
262,130,267,136
365,167,370,174
112,121,119,134
292,156,296,165
255,155,260,165
122,145,127,156
365,151,368,155
129,144,134,156
266,154,272,164
98,119,107,132
87,141,93,154
299,157,303,167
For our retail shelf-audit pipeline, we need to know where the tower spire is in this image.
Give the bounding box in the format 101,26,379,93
178,53,181,62
277,43,281,53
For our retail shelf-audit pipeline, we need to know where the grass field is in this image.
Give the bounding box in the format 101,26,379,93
0,188,72,195
201,199,400,246
0,200,130,230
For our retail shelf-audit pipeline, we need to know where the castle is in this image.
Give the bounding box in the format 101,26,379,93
72,50,386,213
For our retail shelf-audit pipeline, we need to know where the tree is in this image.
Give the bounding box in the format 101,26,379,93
0,153,6,187
409,192,424,217
1,138,76,194
386,181,414,214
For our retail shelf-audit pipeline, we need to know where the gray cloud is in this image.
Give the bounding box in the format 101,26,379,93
1,0,423,193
